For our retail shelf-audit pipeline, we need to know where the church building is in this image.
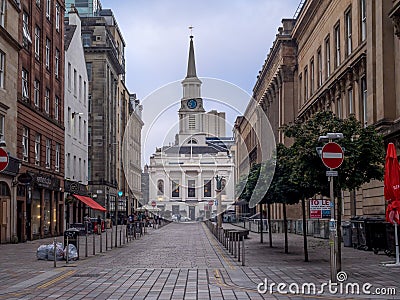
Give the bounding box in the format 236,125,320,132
148,35,235,221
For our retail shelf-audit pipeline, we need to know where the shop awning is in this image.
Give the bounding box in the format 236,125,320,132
72,194,106,211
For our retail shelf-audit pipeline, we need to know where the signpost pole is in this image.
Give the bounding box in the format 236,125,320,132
319,135,344,283
329,169,337,283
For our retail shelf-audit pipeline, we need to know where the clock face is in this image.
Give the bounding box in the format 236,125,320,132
187,99,198,109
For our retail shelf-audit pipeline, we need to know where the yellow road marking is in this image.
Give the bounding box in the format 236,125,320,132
37,270,76,289
202,223,235,270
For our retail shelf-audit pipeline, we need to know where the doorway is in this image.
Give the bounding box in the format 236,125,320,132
189,206,195,220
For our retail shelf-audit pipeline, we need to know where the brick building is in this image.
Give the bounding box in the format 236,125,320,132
17,0,65,241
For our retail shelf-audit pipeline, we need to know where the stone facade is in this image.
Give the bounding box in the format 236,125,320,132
64,7,90,225
0,0,21,243
293,0,400,219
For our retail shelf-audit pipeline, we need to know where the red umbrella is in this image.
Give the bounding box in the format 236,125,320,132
384,143,400,225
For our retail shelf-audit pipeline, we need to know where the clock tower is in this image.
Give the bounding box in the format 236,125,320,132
178,35,206,146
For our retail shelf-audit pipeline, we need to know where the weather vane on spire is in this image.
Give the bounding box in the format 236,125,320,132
189,26,194,37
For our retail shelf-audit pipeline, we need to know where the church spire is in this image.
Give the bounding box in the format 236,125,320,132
186,35,197,78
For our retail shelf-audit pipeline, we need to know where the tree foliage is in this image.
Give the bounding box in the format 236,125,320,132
282,111,384,198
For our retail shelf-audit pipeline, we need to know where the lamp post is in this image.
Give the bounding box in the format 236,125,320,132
318,133,344,283
215,175,224,231
116,191,123,247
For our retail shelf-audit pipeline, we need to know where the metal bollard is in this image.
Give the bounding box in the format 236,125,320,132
100,231,103,253
93,231,95,255
106,228,108,250
110,227,113,249
85,232,88,257
66,236,69,264
238,234,241,262
119,228,122,246
242,237,245,266
53,238,57,268
233,232,237,258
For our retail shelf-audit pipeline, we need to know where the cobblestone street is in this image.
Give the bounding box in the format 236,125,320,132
0,222,399,299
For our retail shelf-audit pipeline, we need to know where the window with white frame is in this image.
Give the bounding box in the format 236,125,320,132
34,134,41,165
0,114,4,142
45,38,50,69
0,0,5,27
84,81,87,106
22,127,29,161
66,153,70,177
345,9,352,57
73,69,77,96
34,26,40,60
79,75,82,101
34,80,40,107
310,58,314,95
317,48,322,88
83,120,86,143
337,97,342,119
334,24,341,68
88,126,91,145
46,0,51,19
54,96,59,121
55,3,60,31
22,12,32,46
78,116,82,139
86,62,92,81
299,74,303,105
325,36,330,78
55,48,59,78
304,67,308,100
45,88,50,113
88,94,91,113
348,88,354,114
67,63,71,90
22,69,29,99
361,77,367,126
0,50,4,89
82,33,91,47
45,139,51,168
360,0,366,42
66,107,71,132
55,143,60,172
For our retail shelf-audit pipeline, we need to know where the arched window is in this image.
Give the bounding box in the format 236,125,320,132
0,181,10,196
157,179,164,195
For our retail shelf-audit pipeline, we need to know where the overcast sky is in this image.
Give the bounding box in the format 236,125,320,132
101,0,302,164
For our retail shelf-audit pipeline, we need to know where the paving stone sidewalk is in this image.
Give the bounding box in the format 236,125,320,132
0,222,399,299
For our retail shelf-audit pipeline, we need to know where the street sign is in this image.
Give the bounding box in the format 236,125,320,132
208,200,214,206
310,199,331,219
326,170,338,177
321,142,344,169
151,201,156,207
17,172,33,184
0,148,9,172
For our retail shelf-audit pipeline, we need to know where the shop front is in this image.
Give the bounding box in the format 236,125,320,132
17,172,64,241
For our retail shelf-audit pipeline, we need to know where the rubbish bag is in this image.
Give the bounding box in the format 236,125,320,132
36,244,49,260
64,244,78,261
47,242,64,261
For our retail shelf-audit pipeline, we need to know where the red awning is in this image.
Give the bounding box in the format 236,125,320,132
72,194,106,211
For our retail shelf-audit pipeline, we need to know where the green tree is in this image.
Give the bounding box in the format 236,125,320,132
282,111,384,264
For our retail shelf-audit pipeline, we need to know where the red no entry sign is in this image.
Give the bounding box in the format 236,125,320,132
0,148,9,172
321,142,344,169
151,201,156,207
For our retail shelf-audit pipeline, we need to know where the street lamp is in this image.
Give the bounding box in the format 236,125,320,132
215,175,224,231
318,132,343,284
